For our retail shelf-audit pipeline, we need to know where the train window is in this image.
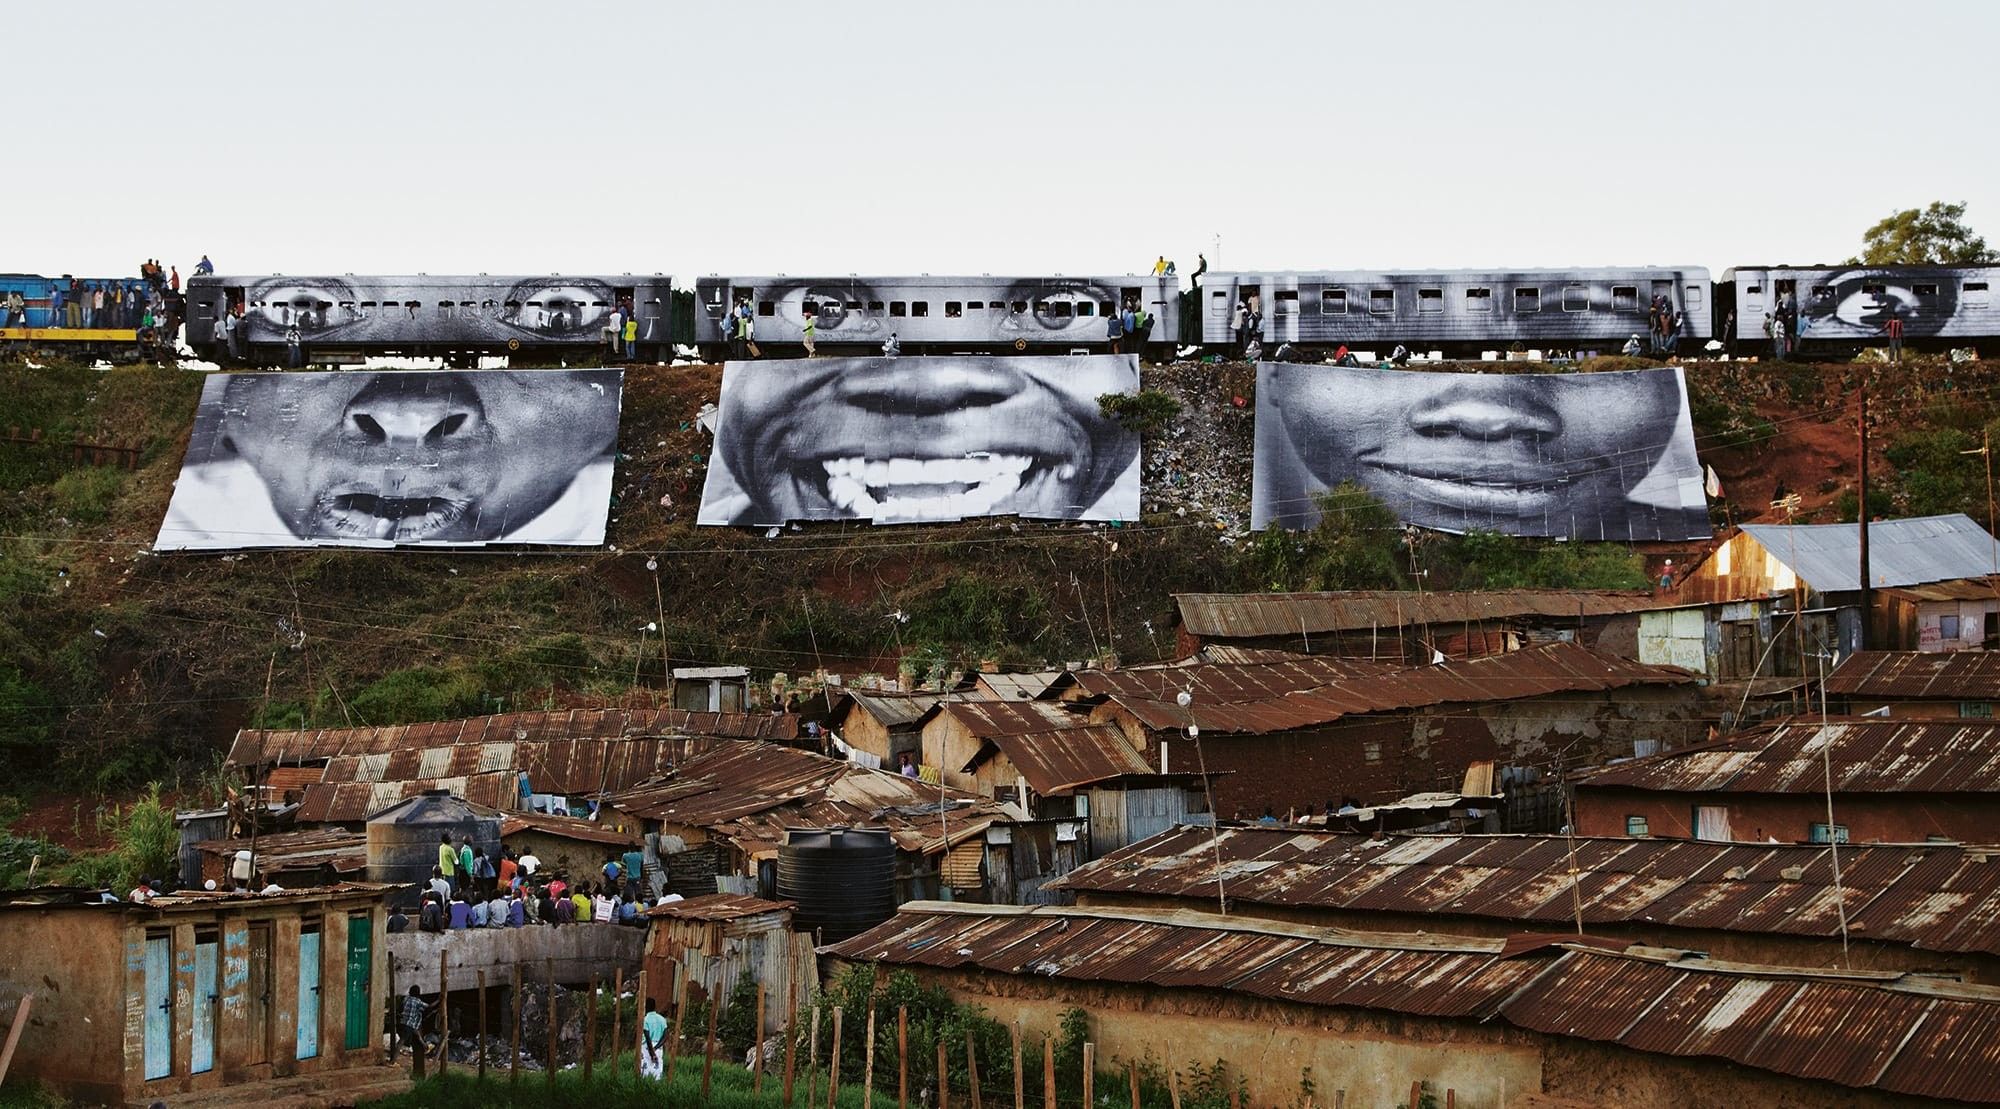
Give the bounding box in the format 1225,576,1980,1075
758,301,775,316
1010,300,1028,313
1514,287,1540,312
912,301,929,317
1966,281,1990,307
890,302,907,316
846,301,863,311
1047,302,1072,318
1745,283,1762,295
1465,288,1492,312
802,300,820,315
1321,288,1348,314
1612,285,1637,310
1810,285,1832,303
1862,283,1886,296
1562,286,1588,312
438,301,455,308
360,301,377,309
868,300,885,313
504,300,522,313
1685,286,1703,309
945,301,962,317
968,301,985,311
1915,283,1939,298
1212,290,1230,317
1075,302,1095,317
1369,289,1394,315
1275,290,1299,313
1417,288,1442,313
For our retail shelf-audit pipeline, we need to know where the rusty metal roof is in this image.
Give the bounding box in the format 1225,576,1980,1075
499,810,641,847
1049,654,1401,704
605,741,1008,857
191,828,368,875
1096,643,1696,735
974,724,1158,795
936,698,1090,736
228,708,799,768
828,902,2000,1104
1175,590,1664,639
1826,650,2000,700
1876,576,2000,603
974,672,1063,701
838,692,941,730
1578,717,2000,795
1053,824,2000,956
296,771,515,823
641,892,795,922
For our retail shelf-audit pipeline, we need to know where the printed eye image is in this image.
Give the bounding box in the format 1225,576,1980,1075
156,369,623,549
698,355,1142,526
1253,363,1710,541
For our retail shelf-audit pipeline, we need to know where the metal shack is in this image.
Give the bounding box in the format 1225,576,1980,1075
0,883,389,1105
641,893,814,1037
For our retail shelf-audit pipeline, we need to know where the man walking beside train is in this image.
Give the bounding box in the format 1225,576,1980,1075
1881,315,1904,365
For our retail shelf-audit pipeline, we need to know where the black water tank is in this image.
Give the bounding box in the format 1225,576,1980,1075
777,826,897,941
366,789,502,909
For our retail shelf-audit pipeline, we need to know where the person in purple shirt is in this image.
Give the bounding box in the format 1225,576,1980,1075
507,893,526,927
448,893,471,929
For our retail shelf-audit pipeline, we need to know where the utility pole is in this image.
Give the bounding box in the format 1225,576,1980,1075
1856,382,1870,652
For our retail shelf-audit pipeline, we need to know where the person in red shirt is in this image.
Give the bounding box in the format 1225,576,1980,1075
497,850,519,893
1883,316,1905,365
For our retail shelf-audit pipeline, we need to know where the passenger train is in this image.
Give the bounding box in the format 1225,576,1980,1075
4,260,1996,366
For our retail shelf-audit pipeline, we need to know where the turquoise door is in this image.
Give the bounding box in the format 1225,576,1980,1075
192,938,218,1073
296,928,321,1060
143,934,172,1080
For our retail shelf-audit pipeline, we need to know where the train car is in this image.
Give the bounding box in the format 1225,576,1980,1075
693,274,1181,359
185,273,678,367
0,272,157,361
1720,264,2000,358
1200,267,1712,359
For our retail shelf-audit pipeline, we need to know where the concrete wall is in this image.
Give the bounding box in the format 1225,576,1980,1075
1575,787,2000,845
385,922,644,995
0,910,127,1102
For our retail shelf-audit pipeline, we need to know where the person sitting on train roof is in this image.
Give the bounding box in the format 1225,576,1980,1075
194,255,213,276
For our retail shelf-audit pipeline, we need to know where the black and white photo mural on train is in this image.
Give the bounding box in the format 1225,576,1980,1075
185,274,674,349
1253,363,1710,541
694,275,1179,354
1203,268,1711,354
698,355,1142,526
156,370,623,550
1728,265,2000,343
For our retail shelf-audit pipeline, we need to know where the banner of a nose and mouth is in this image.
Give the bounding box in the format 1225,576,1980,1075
151,360,1711,550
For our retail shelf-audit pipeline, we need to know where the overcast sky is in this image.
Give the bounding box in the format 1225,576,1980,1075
9,1,1994,282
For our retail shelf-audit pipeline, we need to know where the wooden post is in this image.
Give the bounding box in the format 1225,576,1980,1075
862,1003,878,1109
1409,1083,1421,1109
1446,1090,1455,1109
1128,1059,1141,1109
666,962,686,1082
1230,1080,1240,1109
511,964,523,1085
438,952,449,1075
1011,1024,1023,1109
0,995,34,1087
634,969,648,1079
808,1004,822,1109
1081,1043,1093,1109
754,981,768,1092
938,1040,950,1109
1042,1034,1055,1109
384,959,396,1067
584,974,599,1080
966,1028,982,1109
783,999,800,1107
545,958,557,1089
701,973,720,1100
611,968,623,1074
1168,1063,1183,1109
829,1006,844,1109
477,969,489,1079
898,1006,909,1109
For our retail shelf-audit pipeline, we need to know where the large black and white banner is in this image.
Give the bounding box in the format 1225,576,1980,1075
699,355,1142,525
157,370,622,550
1253,363,1709,540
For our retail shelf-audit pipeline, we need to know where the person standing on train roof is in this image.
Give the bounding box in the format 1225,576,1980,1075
194,255,213,276
169,266,179,294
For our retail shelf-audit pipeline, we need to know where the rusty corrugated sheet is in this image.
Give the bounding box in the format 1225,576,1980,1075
974,672,1062,701
191,828,368,874
1056,655,1401,704
1578,718,2000,795
499,810,640,847
1875,576,2000,603
295,770,513,823
841,692,942,729
1097,642,1694,735
1174,589,1665,640
940,699,1090,736
1053,824,2000,957
640,892,795,922
1826,650,2000,700
978,724,1156,795
227,707,800,768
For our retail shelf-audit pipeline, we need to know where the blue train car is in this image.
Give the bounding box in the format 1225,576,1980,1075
0,272,156,359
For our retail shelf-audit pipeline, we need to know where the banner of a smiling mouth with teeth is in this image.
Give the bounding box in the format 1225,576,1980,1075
697,355,1145,527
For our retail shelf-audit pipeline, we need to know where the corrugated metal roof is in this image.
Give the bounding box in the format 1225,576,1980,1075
974,672,1063,702
640,892,794,922
191,829,368,874
1096,642,1695,735
839,692,942,730
1052,654,1400,704
977,724,1158,795
1826,650,2000,700
1738,513,2000,594
296,771,515,823
828,903,2000,1104
1578,717,2000,795
227,708,799,768
938,699,1091,736
1877,576,2000,603
1174,590,1665,639
1052,824,2000,956
499,810,641,847
605,741,1008,857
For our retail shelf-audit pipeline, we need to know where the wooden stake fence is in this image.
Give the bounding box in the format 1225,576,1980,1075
1081,1043,1094,1109
966,1028,983,1109
754,981,768,1092
510,964,522,1085
829,1006,844,1109
438,953,449,1076
938,1040,950,1109
584,974,599,1080
477,969,488,1079
545,958,557,1089
1042,1034,1055,1109
898,1006,909,1109
1011,1024,1023,1109
701,971,720,1100
863,1004,878,1109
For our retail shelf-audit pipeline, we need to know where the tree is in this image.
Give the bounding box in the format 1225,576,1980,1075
1851,201,1993,266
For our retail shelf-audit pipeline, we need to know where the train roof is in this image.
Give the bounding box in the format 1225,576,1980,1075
696,274,1174,284
189,273,670,283
1207,266,1710,279
1721,263,2000,278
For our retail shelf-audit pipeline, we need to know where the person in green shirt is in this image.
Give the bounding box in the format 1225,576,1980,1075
640,998,669,1079
458,838,475,891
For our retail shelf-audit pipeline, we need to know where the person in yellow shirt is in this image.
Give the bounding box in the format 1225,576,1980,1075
572,887,594,922
623,316,638,361
437,833,458,889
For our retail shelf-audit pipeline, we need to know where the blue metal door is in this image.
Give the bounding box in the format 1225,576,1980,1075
295,928,321,1060
192,938,218,1073
143,933,172,1080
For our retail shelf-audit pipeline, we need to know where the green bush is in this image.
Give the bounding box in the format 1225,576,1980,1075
48,466,126,524
1247,482,1405,592
1098,389,1183,438
349,666,488,725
